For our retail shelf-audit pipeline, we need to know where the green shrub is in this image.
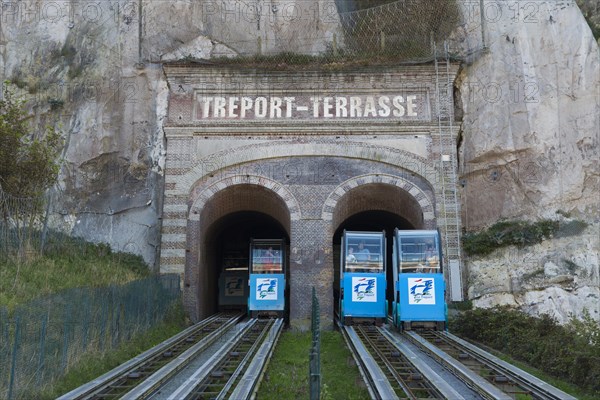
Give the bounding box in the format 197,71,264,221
462,220,559,256
450,307,600,395
463,218,589,257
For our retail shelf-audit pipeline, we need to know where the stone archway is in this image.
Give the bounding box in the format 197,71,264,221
323,174,436,229
183,178,299,321
324,177,435,323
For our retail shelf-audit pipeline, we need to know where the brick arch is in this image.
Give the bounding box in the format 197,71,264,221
184,176,299,321
172,140,439,196
324,174,436,230
188,174,302,225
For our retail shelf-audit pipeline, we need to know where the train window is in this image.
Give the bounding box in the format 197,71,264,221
251,243,283,273
344,232,384,273
398,234,440,273
222,250,248,272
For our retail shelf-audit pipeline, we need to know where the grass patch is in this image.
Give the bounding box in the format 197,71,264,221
38,302,186,399
258,330,369,399
450,307,600,397
493,350,597,400
0,238,151,309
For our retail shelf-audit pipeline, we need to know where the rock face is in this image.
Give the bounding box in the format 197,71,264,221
457,0,599,229
455,0,600,321
0,1,598,321
468,221,600,323
0,0,342,267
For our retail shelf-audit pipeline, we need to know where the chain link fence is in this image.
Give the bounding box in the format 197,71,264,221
0,274,180,400
0,186,45,261
0,184,152,268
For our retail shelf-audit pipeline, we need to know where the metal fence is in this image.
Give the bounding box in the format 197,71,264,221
0,274,180,400
309,287,321,400
0,186,45,260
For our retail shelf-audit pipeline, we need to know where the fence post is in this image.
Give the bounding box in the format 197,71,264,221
8,316,20,400
99,299,108,351
36,313,48,386
309,287,320,400
61,303,71,373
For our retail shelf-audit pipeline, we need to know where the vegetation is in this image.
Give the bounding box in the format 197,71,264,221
462,218,588,257
38,302,186,400
576,0,600,40
450,307,600,397
258,330,369,399
187,0,461,71
0,83,62,198
0,235,151,309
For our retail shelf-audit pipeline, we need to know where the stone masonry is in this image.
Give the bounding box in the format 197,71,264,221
160,64,463,329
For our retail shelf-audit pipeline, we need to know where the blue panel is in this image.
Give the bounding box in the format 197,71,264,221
218,272,248,306
248,274,285,311
397,273,446,322
342,273,386,318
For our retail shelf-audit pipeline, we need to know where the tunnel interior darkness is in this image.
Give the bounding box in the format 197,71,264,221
193,183,291,320
332,210,414,316
204,211,289,315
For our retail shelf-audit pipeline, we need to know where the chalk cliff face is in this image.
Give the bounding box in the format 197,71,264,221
466,220,599,323
0,1,598,320
1,0,342,267
458,0,599,228
456,0,600,321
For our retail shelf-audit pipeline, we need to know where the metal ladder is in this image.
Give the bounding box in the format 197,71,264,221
434,41,464,301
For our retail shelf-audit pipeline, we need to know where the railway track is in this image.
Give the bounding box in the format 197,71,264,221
341,323,469,399
61,311,576,400
404,330,577,400
160,318,283,400
57,313,283,400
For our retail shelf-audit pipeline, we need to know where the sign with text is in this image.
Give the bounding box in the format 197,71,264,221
194,93,429,121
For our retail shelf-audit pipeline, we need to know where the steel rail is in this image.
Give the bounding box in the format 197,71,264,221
354,325,444,399
404,331,510,400
337,321,380,400
163,318,259,400
442,332,578,400
57,312,243,400
119,315,246,400
343,325,400,400
379,327,466,400
168,318,274,400
227,318,284,399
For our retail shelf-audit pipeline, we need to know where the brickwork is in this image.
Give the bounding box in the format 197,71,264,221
159,66,463,327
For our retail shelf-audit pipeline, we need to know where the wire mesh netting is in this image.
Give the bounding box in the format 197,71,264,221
0,183,152,266
0,187,45,261
181,0,485,69
0,274,180,400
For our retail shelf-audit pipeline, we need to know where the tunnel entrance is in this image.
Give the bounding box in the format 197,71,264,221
189,183,293,321
332,210,414,318
330,182,431,322
204,211,289,315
